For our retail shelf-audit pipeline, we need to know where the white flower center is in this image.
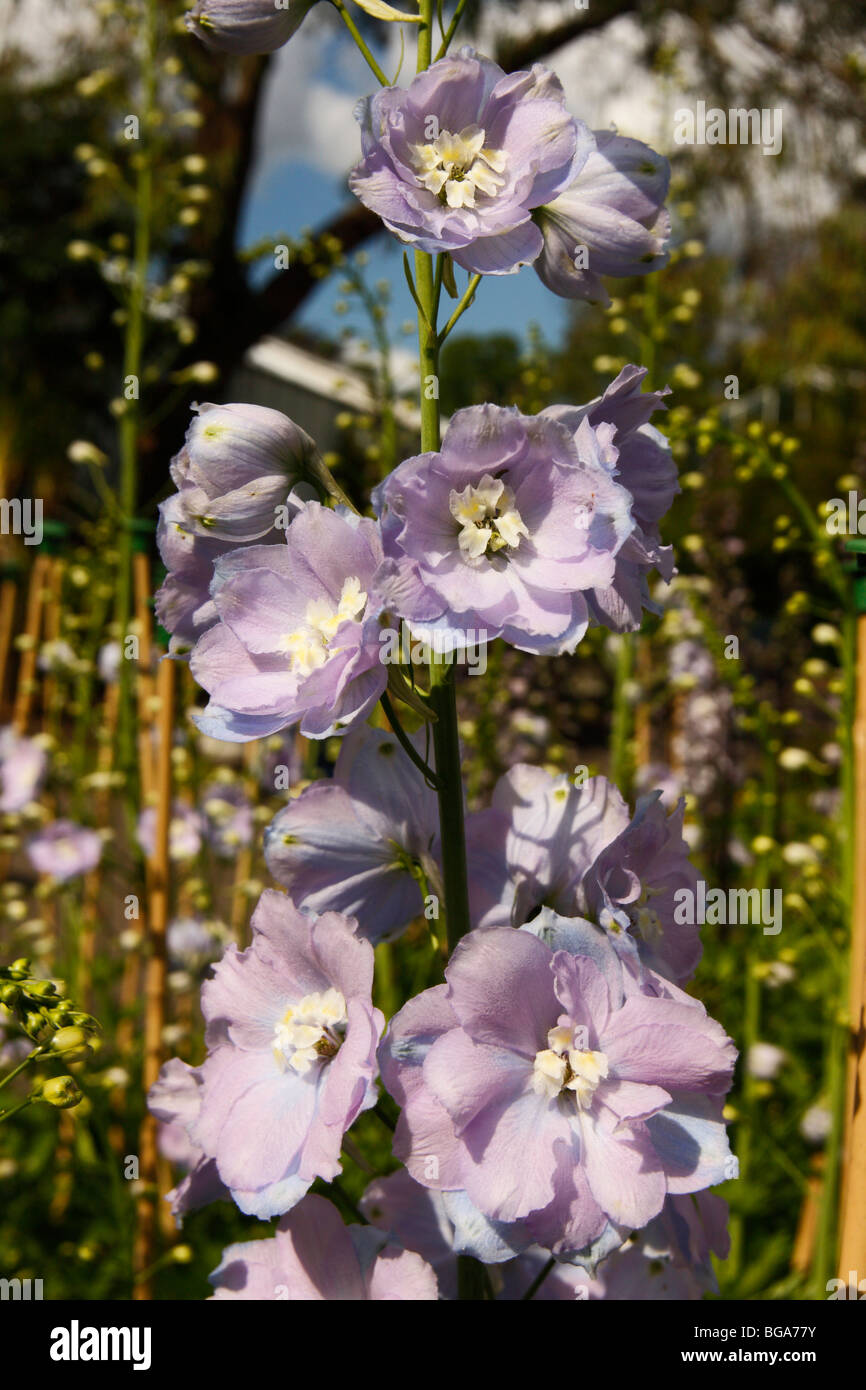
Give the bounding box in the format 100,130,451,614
272,988,348,1075
411,125,507,210
449,474,528,560
279,576,367,678
532,1025,609,1110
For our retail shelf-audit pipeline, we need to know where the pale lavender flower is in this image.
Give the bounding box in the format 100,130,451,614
543,365,677,631
380,913,735,1255
168,402,317,543
155,494,233,657
149,1057,229,1222
535,131,670,304
0,727,47,813
373,403,634,656
468,765,701,984
190,501,389,742
186,0,317,55
136,802,204,862
155,402,314,657
167,916,227,970
264,724,439,943
188,889,384,1218
209,1193,438,1300
350,49,585,274
26,819,102,882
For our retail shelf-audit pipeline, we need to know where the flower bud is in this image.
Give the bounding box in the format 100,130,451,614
51,1026,91,1053
41,1075,83,1108
185,0,318,56
25,979,57,999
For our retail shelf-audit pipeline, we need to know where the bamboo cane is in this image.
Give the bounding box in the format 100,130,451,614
0,576,17,722
40,557,63,732
12,553,48,733
133,654,173,1299
837,609,866,1291
133,551,155,800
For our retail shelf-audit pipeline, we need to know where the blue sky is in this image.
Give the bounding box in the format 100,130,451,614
240,158,572,351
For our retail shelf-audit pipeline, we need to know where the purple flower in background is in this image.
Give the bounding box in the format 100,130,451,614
137,802,204,862
167,916,227,970
190,502,389,742
373,403,634,656
350,49,584,275
26,819,102,881
190,890,384,1218
259,731,305,796
380,915,735,1253
201,781,255,857
97,642,121,684
209,1193,438,1300
544,365,677,631
155,402,314,656
265,724,439,943
186,0,317,55
149,1058,229,1222
534,131,670,304
0,727,47,813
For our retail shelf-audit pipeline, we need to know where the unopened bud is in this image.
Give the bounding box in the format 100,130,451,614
41,1075,82,1109
51,1026,90,1053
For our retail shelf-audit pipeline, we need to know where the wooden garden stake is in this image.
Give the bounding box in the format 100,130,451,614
838,542,866,1290
0,572,17,721
12,553,48,733
133,653,174,1299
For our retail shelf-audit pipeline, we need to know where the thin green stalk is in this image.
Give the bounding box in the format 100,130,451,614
0,1096,35,1125
427,660,471,952
811,599,857,1293
434,0,469,60
457,1254,493,1299
438,273,482,345
380,691,441,789
522,1256,556,1300
0,1046,44,1096
609,633,634,794
727,722,775,1284
115,0,157,781
411,27,471,953
331,0,391,86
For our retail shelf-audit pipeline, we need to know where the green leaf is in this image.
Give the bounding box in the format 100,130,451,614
352,0,424,22
442,255,458,300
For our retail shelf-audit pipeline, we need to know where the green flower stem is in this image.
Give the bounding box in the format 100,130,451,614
609,633,634,794
380,691,441,789
408,74,473,953
457,1254,494,1299
434,0,469,60
0,1096,35,1126
115,0,157,782
332,0,391,87
0,1046,44,1096
438,273,482,345
522,1255,556,1300
427,659,472,952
